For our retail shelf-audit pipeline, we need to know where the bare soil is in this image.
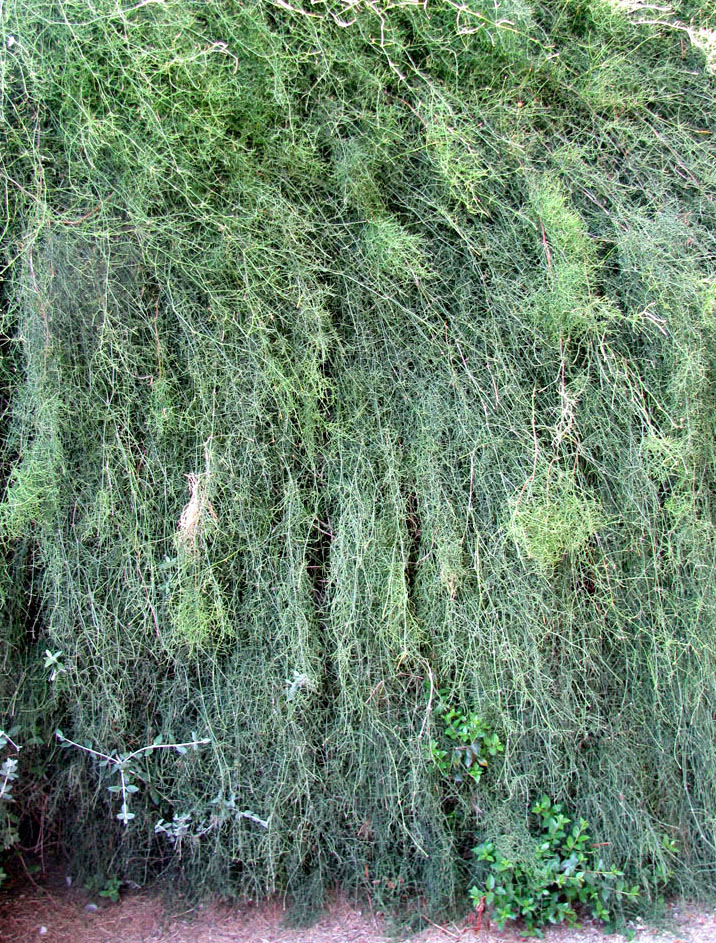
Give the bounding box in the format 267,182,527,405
2,877,716,943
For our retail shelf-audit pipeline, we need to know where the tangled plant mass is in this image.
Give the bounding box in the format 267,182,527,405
1,0,715,930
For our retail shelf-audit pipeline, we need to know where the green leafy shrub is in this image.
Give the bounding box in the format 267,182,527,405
84,873,123,903
469,797,638,936
430,693,503,785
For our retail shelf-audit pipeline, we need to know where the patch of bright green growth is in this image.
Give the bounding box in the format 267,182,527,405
425,101,494,216
529,176,619,340
509,470,605,569
167,558,232,654
334,136,388,215
362,218,430,283
0,430,61,539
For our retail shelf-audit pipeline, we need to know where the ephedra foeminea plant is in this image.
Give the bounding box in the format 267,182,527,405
1,0,715,917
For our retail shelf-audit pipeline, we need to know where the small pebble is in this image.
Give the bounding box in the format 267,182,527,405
84,903,99,913
39,928,47,936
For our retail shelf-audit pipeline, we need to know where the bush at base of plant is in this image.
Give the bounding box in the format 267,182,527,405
469,797,639,937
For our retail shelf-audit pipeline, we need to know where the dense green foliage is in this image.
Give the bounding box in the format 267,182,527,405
470,797,640,934
1,0,716,927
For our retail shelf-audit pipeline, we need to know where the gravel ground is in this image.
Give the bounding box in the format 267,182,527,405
2,878,716,943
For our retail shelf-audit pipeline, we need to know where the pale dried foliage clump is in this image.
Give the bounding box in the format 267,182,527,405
177,443,217,550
